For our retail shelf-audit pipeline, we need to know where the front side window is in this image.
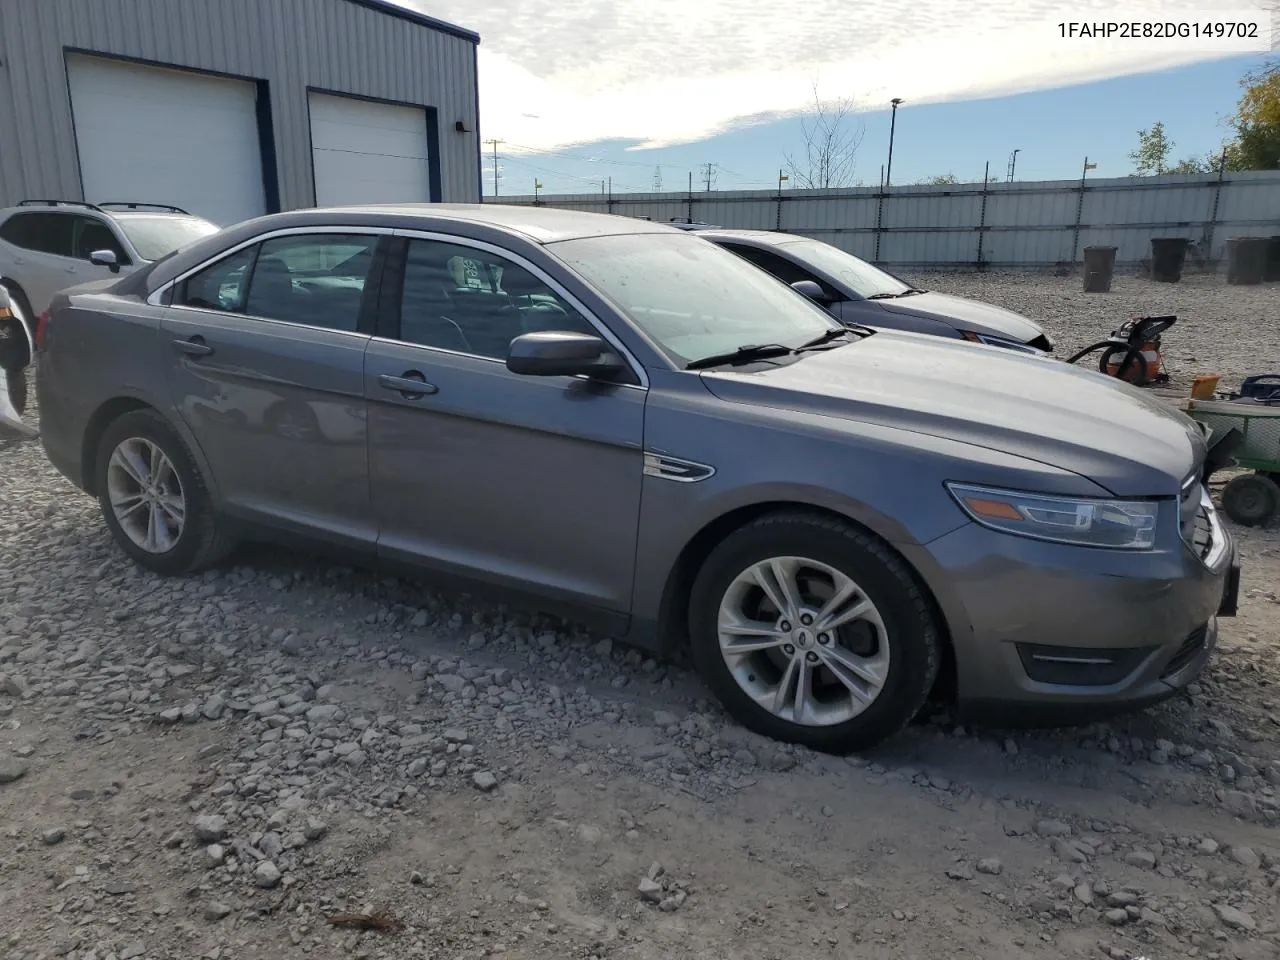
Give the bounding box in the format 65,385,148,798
551,232,840,366
72,216,129,263
398,239,596,359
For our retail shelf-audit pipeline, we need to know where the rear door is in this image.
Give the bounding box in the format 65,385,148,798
160,229,387,552
0,211,79,313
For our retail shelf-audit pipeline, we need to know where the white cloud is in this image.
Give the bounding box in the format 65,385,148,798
395,0,1274,150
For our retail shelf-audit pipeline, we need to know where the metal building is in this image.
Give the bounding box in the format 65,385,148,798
0,0,481,225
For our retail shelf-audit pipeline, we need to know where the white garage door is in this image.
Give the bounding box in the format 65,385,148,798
309,92,432,207
66,54,266,227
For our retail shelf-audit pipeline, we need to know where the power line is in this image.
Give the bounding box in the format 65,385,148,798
701,162,718,191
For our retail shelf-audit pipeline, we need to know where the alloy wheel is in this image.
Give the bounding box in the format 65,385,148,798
106,437,187,553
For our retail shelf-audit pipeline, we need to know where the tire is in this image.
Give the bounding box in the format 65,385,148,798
688,511,941,754
1097,344,1148,385
95,408,236,575
1221,473,1280,527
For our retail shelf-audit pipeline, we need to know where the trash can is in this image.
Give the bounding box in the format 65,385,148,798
1082,245,1117,293
1265,235,1280,282
1149,237,1189,283
1226,237,1269,285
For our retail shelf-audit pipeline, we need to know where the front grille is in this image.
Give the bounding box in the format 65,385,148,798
1162,625,1208,678
1016,643,1153,686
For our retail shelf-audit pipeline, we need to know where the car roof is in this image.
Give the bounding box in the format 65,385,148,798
300,203,681,244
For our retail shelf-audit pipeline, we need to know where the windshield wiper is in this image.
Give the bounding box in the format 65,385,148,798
795,327,858,352
866,291,911,300
685,343,794,370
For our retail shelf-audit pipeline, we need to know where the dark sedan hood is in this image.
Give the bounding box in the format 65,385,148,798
872,291,1047,344
699,332,1205,497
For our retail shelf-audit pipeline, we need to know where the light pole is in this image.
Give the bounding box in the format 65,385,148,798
1007,148,1021,182
885,98,904,188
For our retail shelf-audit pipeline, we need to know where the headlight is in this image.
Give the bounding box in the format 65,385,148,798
946,482,1159,550
960,331,1045,355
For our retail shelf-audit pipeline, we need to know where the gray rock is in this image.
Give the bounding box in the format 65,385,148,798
443,728,469,744
1073,882,1094,905
1188,750,1216,768
0,753,29,784
407,758,428,777
205,844,225,866
258,831,284,858
306,704,340,723
193,815,227,844
1222,790,1257,819
0,674,30,698
1198,837,1220,855
1230,846,1260,869
304,818,328,842
158,707,183,725
1124,849,1157,869
200,694,227,720
976,858,1003,875
204,902,233,922
1212,904,1256,932
1104,908,1129,926
653,710,678,727
436,674,467,693
638,876,663,903
594,638,613,657
1106,890,1138,907
945,863,974,880
253,860,282,888
42,827,66,845
119,943,145,960
1035,819,1072,838
472,771,498,792
1053,838,1088,863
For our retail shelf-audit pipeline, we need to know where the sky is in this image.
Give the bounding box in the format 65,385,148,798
398,0,1278,194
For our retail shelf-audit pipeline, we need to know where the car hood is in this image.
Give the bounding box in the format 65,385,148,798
871,291,1047,344
699,332,1205,497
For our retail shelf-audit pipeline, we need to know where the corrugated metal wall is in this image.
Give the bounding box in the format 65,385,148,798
505,172,1280,268
0,0,480,211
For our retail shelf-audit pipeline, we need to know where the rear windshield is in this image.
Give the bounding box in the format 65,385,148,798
116,215,219,262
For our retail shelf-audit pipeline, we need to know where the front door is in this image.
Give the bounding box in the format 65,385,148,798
160,231,384,550
365,235,646,614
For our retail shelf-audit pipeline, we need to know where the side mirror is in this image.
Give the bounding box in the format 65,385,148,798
90,249,121,273
506,331,625,378
791,279,832,305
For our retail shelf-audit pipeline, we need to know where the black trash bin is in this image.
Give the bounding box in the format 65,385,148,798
1227,237,1269,285
1082,245,1117,293
1149,237,1190,283
1265,235,1280,282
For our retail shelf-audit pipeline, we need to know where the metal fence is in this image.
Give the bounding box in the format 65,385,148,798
501,170,1280,270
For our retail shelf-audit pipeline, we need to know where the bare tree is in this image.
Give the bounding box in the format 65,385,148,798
785,84,865,189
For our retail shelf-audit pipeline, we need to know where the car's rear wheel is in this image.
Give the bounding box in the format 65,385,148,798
95,409,235,575
688,512,941,754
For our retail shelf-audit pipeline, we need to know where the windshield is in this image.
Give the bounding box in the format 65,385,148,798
552,233,841,366
116,215,220,262
777,237,913,299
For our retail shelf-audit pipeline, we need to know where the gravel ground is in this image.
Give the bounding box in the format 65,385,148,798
2,275,1279,960
918,270,1280,394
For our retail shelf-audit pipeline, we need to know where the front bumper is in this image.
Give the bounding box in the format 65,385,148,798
905,509,1237,726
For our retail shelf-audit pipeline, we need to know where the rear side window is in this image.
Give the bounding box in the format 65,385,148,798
176,245,258,312
243,234,378,332
0,212,75,256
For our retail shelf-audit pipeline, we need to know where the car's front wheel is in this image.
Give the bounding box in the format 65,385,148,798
688,512,941,754
95,409,235,575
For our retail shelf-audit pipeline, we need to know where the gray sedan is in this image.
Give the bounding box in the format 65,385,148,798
35,204,1238,752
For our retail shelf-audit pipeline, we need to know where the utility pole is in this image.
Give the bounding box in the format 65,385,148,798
701,162,717,192
1070,156,1097,265
484,139,501,197
652,166,663,191
1006,148,1020,182
885,98,903,188
533,179,541,204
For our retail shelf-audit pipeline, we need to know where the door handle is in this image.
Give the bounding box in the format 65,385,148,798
378,372,438,398
173,337,214,358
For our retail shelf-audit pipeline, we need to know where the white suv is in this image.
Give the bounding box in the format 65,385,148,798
0,200,218,412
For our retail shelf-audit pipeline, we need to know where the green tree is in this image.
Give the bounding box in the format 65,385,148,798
1224,60,1280,171
921,173,960,185
1129,121,1174,175
1167,155,1215,175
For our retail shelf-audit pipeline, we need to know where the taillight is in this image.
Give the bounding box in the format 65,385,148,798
35,310,49,349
